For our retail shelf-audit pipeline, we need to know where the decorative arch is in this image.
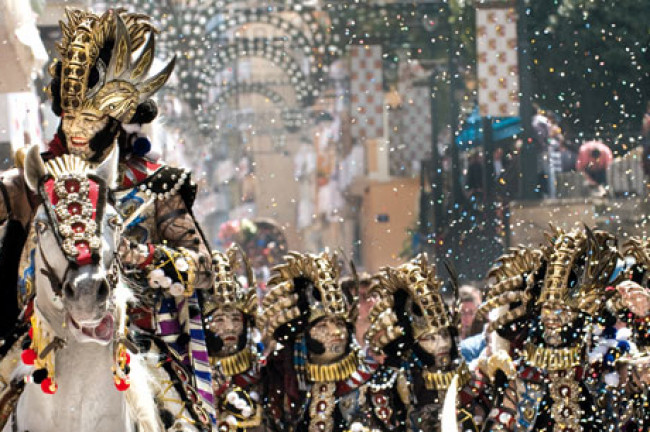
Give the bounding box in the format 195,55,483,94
212,82,286,109
196,39,315,105
196,83,305,134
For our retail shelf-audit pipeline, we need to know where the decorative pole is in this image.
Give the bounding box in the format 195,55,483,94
516,0,540,200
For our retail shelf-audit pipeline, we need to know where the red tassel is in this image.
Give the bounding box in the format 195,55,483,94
21,349,37,366
114,377,130,391
28,327,33,339
41,377,57,394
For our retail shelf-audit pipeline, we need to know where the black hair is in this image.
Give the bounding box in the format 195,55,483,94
272,277,311,343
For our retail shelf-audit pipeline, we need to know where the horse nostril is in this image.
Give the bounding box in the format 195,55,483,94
97,280,109,302
64,282,74,299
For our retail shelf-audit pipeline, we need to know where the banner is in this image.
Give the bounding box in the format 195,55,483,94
476,5,520,117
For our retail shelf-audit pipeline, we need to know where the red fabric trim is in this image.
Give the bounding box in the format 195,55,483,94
44,177,100,266
138,244,156,269
121,157,162,188
144,159,162,171
127,306,155,331
233,370,260,388
88,180,99,220
519,365,544,382
336,362,375,395
43,179,57,205
47,135,66,157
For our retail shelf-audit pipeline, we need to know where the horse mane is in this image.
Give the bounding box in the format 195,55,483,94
126,354,164,432
113,282,164,432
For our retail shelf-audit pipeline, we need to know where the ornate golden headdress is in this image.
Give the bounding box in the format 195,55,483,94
538,227,618,313
204,245,257,317
480,226,620,332
53,8,175,122
623,237,650,267
261,251,350,338
366,254,450,350
478,246,542,332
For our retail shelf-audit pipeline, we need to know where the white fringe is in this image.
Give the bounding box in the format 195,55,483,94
113,281,163,432
125,354,164,432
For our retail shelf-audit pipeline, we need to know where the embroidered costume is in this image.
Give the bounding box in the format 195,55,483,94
260,252,394,432
205,246,265,431
0,8,214,430
366,254,489,432
479,227,621,432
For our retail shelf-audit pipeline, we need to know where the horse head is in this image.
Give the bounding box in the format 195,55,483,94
24,145,122,345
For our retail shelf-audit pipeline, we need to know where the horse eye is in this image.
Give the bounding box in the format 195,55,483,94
35,220,48,233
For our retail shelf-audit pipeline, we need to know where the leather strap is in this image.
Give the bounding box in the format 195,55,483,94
156,208,188,228
0,180,12,218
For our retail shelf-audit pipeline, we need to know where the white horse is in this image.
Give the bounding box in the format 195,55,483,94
4,145,161,432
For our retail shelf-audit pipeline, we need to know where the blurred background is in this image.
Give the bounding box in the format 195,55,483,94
2,0,650,288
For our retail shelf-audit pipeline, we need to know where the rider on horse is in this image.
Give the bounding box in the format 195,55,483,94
0,7,215,430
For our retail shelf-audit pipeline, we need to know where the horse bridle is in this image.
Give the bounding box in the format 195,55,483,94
35,172,121,297
36,236,121,299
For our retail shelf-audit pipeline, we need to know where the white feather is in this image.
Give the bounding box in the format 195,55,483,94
617,328,632,340
604,372,620,387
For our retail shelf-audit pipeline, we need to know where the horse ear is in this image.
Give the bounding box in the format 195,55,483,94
23,145,46,191
94,145,119,188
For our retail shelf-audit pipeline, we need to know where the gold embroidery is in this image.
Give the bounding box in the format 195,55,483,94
523,344,582,371
212,348,252,377
422,361,471,391
549,371,584,432
306,350,359,382
308,382,336,432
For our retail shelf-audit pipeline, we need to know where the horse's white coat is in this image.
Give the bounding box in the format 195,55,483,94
4,147,161,432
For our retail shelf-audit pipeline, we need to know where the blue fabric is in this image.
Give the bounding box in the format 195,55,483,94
455,106,523,149
459,333,486,363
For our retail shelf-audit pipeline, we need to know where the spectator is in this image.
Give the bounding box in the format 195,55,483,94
558,140,577,173
460,325,487,363
458,285,485,340
643,100,650,139
532,106,554,195
465,150,484,202
576,140,613,186
531,105,550,151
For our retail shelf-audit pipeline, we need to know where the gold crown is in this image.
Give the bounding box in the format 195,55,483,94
261,251,349,336
623,237,650,267
478,246,542,332
538,227,619,315
203,245,257,317
54,8,174,122
367,254,449,344
480,226,619,332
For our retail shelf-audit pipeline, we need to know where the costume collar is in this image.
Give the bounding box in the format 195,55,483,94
211,347,252,377
523,343,582,371
422,361,471,391
306,350,359,382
